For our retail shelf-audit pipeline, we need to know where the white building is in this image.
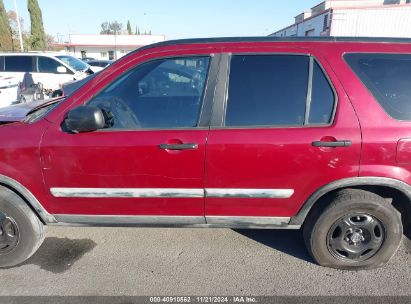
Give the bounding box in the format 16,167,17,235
58,34,166,60
270,0,411,38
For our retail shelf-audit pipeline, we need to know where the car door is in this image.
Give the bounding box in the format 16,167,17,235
33,56,74,91
40,54,219,225
204,47,362,226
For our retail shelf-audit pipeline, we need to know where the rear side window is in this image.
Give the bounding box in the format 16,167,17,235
225,55,335,127
5,56,33,72
345,53,411,121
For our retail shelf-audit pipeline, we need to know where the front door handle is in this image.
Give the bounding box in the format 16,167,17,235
312,140,352,148
159,143,198,151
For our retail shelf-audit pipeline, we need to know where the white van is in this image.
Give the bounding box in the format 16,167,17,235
0,75,20,108
0,53,101,94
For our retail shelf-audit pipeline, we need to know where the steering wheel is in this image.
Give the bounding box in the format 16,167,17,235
89,96,141,129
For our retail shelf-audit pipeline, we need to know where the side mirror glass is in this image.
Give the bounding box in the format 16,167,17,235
57,66,68,74
64,105,106,133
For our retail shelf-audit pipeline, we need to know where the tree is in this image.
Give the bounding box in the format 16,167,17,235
8,10,29,51
127,20,132,35
0,0,13,51
45,34,60,51
100,21,123,35
28,0,46,50
135,26,140,35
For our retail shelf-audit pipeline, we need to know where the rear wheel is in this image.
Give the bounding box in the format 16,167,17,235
0,187,44,268
303,189,403,270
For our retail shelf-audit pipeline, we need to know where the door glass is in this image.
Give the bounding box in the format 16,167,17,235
88,56,210,129
225,55,309,127
37,57,62,73
5,56,33,72
308,61,335,124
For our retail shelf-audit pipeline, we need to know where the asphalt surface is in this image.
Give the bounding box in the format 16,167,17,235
0,226,411,296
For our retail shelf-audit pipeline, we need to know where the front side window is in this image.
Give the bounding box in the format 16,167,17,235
5,56,33,72
225,55,335,127
88,56,210,130
345,53,411,121
37,57,62,73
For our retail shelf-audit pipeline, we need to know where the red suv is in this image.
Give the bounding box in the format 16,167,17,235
0,37,410,270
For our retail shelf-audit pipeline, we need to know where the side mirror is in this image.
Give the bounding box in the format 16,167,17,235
57,66,68,74
64,105,106,133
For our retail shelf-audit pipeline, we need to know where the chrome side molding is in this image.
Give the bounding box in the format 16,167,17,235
205,189,294,199
50,187,294,199
50,188,204,198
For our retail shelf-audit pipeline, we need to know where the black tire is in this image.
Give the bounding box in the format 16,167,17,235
303,189,403,270
0,186,44,268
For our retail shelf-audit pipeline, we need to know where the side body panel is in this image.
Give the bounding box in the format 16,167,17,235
39,47,221,217
204,45,362,217
326,43,411,185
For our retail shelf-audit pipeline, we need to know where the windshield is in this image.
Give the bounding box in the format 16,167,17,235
56,55,89,72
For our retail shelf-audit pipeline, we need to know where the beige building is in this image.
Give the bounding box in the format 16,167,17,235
270,0,411,38
58,34,166,60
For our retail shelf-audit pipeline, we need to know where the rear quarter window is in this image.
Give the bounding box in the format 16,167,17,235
345,53,411,121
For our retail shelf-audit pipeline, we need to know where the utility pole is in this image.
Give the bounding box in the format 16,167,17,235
13,0,24,51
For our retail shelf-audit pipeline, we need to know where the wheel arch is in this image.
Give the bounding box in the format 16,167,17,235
0,174,56,224
290,177,411,226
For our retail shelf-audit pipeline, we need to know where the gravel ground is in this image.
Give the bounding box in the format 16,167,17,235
0,226,410,296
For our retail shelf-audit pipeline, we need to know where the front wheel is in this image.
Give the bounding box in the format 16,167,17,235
0,187,44,268
303,189,403,270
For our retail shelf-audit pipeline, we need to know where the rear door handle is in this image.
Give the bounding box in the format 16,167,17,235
159,143,198,151
312,140,352,147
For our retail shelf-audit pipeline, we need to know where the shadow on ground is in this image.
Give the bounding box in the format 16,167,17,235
22,237,97,273
402,219,411,253
233,229,315,264
236,219,411,263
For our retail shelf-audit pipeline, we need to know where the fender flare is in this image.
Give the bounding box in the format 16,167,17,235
0,174,57,223
289,177,411,225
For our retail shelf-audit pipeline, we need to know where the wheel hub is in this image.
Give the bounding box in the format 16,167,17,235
0,212,19,255
327,213,385,262
346,229,365,245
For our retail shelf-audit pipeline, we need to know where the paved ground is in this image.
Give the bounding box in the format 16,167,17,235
0,225,411,296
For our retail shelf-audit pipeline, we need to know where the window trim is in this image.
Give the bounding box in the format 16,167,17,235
81,54,220,132
343,52,411,122
211,52,337,130
0,56,4,72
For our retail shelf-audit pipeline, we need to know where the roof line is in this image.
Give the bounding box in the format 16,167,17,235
114,36,411,63
139,36,411,50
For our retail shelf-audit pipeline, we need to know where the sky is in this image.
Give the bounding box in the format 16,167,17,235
4,0,319,41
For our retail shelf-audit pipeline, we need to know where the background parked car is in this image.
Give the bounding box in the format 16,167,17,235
0,75,20,108
87,60,113,68
79,57,96,62
0,53,100,95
